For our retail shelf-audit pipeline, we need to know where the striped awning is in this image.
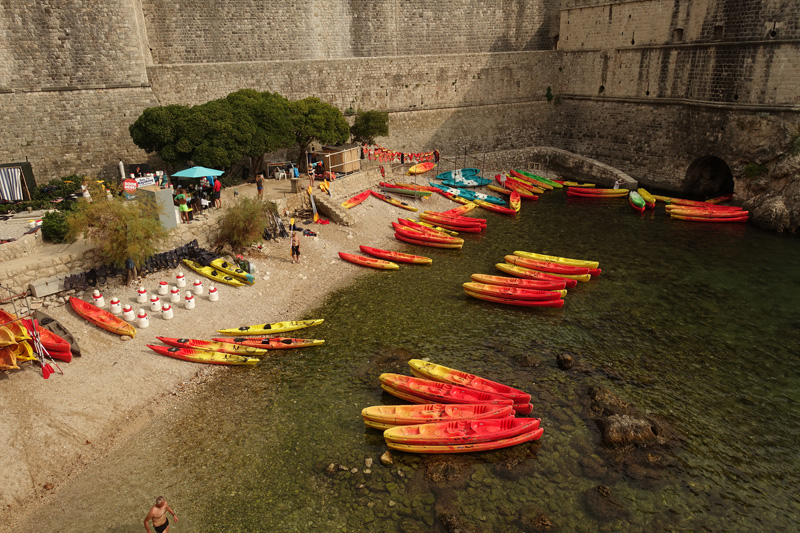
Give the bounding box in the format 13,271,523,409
0,167,23,201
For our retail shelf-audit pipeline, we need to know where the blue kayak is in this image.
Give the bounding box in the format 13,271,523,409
441,176,493,188
430,183,507,206
435,168,481,181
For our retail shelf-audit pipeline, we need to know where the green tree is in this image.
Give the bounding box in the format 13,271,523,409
65,189,169,269
289,97,350,173
129,104,189,165
225,89,294,172
350,110,389,145
216,196,271,250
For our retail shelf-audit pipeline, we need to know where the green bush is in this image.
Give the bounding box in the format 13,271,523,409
41,210,70,243
743,162,767,178
216,196,270,250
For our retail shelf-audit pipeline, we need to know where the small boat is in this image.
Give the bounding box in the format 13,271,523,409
34,310,81,357
705,193,734,204
508,170,554,190
462,282,565,301
392,224,464,245
211,337,325,349
339,252,399,270
408,359,532,406
464,288,566,308
495,263,578,288
398,218,459,237
407,162,435,175
509,191,521,213
0,309,31,342
341,190,371,209
513,250,599,269
369,190,418,212
155,337,269,356
637,188,657,209
440,177,493,188
435,168,481,180
487,184,513,196
439,203,478,216
567,187,628,197
216,319,324,336
671,214,749,223
209,259,255,284
503,255,592,276
470,273,567,291
668,208,748,218
472,199,517,216
69,297,136,338
379,185,432,198
384,418,540,445
380,373,514,405
395,233,463,249
361,403,515,431
512,169,563,188
147,345,258,365
359,245,432,265
385,427,544,453
496,174,545,194
182,259,245,287
629,191,646,213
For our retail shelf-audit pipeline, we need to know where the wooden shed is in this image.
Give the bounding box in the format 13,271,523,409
321,144,361,175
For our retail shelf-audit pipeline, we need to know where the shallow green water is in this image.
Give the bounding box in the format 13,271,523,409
38,193,800,531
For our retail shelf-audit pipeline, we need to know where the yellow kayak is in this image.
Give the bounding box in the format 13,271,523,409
209,259,255,284
637,188,657,207
182,259,245,287
217,319,324,336
513,250,599,269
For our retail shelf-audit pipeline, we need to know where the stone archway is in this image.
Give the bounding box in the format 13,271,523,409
684,156,734,197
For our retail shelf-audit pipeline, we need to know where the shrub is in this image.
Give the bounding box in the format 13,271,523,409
216,196,270,250
41,210,70,243
743,162,767,178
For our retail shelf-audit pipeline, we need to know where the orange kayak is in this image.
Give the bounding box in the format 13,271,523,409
380,373,514,405
0,309,70,354
395,233,463,249
495,263,578,287
509,190,521,213
369,190,418,212
146,344,258,365
386,426,544,453
503,257,593,282
359,245,432,265
361,403,515,430
155,337,269,356
408,359,532,407
503,254,590,275
407,162,435,175
440,203,478,216
338,252,399,270
464,289,565,308
392,223,464,245
470,273,567,291
473,199,517,216
384,418,540,445
69,297,136,338
463,282,565,301
212,337,324,349
341,190,371,209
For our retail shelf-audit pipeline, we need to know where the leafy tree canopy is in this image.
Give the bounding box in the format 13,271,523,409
289,97,350,173
350,110,389,145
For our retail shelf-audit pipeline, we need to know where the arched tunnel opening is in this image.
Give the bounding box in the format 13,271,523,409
684,156,735,198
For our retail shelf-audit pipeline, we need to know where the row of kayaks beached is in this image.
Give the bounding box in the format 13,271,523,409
146,333,325,365
0,308,80,375
362,359,543,453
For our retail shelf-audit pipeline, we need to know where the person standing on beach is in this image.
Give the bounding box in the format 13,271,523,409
144,496,177,533
291,230,300,264
255,172,264,201
213,177,222,208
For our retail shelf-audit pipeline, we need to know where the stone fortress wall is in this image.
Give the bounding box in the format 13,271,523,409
0,0,796,197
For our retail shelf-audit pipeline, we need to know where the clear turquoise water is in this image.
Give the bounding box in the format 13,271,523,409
38,193,800,531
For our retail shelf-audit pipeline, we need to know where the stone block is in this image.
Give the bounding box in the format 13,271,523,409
29,275,66,298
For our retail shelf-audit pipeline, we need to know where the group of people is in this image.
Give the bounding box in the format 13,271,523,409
173,177,222,224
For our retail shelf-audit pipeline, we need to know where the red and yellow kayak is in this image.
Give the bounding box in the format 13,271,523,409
503,254,590,276
567,188,627,198
408,359,532,407
386,426,543,453
473,199,517,216
338,252,399,270
369,190,418,212
212,337,325,349
504,256,594,281
395,233,463,249
470,273,567,291
407,162,435,175
146,344,258,365
440,203,478,216
155,337,269,356
359,245,432,265
487,184,513,196
384,418,540,445
397,218,458,237
380,373,514,405
513,251,599,269
509,169,554,190
495,263,579,287
69,296,136,338
496,174,544,195
464,288,565,308
217,319,324,336
361,403,515,430
513,169,563,189
637,188,657,208
341,190,371,209
668,208,748,218
392,224,464,245
509,190,521,213
671,214,749,223
419,214,485,230
463,282,565,301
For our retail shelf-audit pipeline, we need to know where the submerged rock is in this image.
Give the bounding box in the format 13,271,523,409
519,504,555,531
380,451,394,466
582,484,628,520
557,353,574,370
599,414,663,447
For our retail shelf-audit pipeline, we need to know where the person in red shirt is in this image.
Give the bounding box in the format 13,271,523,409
212,177,222,208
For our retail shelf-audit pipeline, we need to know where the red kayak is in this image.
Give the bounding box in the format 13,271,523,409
156,336,269,355
509,169,553,190
361,403,515,430
463,282,564,301
391,223,464,245
386,427,544,453
502,254,590,275
668,208,748,218
671,214,749,223
397,218,457,236
359,245,432,265
0,310,71,359
567,188,627,198
419,214,485,230
338,252,399,269
408,359,532,406
211,337,325,349
509,190,521,213
69,297,137,337
395,232,463,249
496,174,544,194
384,418,541,445
495,263,579,287
470,273,567,291
380,373,515,405
464,288,565,307
473,200,517,216
341,190,371,209
423,211,487,226
146,344,258,365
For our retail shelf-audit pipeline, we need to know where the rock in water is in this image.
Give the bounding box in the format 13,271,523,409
600,414,662,447
557,353,574,370
583,484,628,520
380,451,393,466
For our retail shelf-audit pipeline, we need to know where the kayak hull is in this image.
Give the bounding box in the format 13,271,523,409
386,427,544,453
384,417,540,445
470,273,567,291
339,252,399,269
463,282,565,300
465,289,565,307
211,337,324,349
69,297,136,338
361,403,515,430
216,318,324,336
147,344,258,365
155,337,269,356
407,162,435,175
359,245,432,265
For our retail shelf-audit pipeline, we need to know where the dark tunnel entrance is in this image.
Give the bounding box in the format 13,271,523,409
684,156,735,198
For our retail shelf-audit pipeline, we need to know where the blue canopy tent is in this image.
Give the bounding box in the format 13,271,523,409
171,166,225,178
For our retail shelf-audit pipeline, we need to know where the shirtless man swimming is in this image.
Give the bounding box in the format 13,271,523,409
144,496,177,533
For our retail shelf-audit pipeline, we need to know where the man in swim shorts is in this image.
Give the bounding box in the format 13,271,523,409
144,496,177,533
291,230,300,264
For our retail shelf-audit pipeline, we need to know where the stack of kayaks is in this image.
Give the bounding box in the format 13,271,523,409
496,174,545,195
209,259,255,284
182,259,246,287
391,222,465,249
419,211,487,233
666,203,750,222
510,169,562,189
0,309,76,372
362,360,542,453
146,333,325,365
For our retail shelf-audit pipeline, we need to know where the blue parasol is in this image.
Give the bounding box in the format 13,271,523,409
171,166,225,178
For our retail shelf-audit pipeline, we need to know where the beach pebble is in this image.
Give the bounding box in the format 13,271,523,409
120,335,132,341
325,463,336,474
350,468,358,474
380,451,393,466
388,500,396,507
365,458,373,468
